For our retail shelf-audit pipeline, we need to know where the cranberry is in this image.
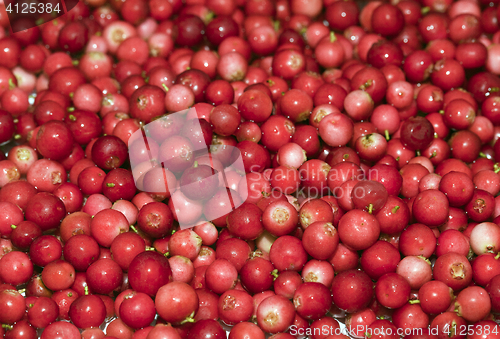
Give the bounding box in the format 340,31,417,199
216,238,251,272
375,272,410,309
173,14,205,47
217,289,254,325
91,135,128,171
433,252,473,291
236,140,270,173
412,189,449,227
367,41,404,69
225,202,264,240
187,319,226,339
465,189,495,222
240,257,275,294
360,240,400,280
272,49,306,81
269,235,308,272
0,251,33,287
319,112,354,148
10,221,42,251
237,88,273,123
155,281,198,324
205,258,238,294
400,116,435,151
144,324,180,339
194,288,219,320
325,1,359,31
256,295,295,334
469,222,500,255
293,282,332,320
375,196,410,235
63,234,100,272
129,85,166,123
25,192,66,232
69,293,106,329
262,200,299,237
338,209,380,251
331,269,374,313
396,255,433,290
399,223,436,258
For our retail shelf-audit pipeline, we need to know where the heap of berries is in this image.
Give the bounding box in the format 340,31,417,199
2,0,500,338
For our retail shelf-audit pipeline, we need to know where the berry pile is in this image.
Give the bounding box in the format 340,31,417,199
1,0,500,338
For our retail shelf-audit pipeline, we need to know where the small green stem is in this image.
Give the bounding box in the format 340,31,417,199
409,299,420,304
385,130,390,141
271,269,279,281
360,79,373,90
8,78,15,90
273,20,280,32
205,11,214,23
180,312,196,325
417,255,432,265
329,31,336,43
